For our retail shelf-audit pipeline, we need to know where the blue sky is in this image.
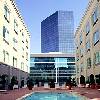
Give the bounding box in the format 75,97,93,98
15,0,89,53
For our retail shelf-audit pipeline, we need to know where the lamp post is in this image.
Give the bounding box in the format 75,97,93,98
55,67,57,83
51,69,53,79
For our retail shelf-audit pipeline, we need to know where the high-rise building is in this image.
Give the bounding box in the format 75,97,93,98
41,11,74,54
0,0,30,89
75,0,100,84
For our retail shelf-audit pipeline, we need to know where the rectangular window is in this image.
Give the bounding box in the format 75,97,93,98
80,48,83,57
93,31,99,45
80,33,82,45
13,37,18,50
3,26,9,42
92,8,98,26
3,50,9,63
22,32,24,36
26,52,28,60
94,51,100,65
21,62,24,70
96,52,99,64
77,66,79,73
80,63,83,72
22,47,24,55
75,39,78,49
3,50,5,62
86,40,90,51
13,57,17,67
4,5,10,22
86,22,90,35
26,39,28,49
87,58,91,68
14,19,18,34
22,32,24,43
27,65,28,72
76,51,79,61
6,52,9,63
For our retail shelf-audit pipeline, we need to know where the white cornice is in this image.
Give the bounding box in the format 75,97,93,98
75,0,95,36
10,0,30,36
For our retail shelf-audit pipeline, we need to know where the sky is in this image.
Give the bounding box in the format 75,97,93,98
15,0,89,53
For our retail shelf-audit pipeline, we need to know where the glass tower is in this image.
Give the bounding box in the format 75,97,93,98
41,11,74,53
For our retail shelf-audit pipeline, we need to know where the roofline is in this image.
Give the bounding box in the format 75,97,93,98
41,10,73,23
30,53,75,57
10,0,30,36
75,0,94,36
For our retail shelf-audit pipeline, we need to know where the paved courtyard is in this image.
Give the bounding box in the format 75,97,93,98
0,87,100,100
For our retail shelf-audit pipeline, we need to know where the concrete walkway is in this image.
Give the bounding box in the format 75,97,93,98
0,87,100,100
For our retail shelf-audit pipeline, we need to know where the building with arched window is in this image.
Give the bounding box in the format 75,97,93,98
75,0,100,84
0,0,30,89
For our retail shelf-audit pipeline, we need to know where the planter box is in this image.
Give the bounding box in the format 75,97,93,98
50,83,55,88
90,84,95,89
66,85,72,90
13,85,19,89
96,84,100,89
28,86,33,90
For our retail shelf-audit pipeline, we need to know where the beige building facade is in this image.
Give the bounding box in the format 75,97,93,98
75,0,100,84
0,0,30,88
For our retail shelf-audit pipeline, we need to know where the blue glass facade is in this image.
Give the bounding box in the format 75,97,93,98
41,11,74,53
30,54,75,83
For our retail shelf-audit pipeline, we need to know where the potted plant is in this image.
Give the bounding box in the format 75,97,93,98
68,77,72,90
90,74,95,89
49,79,55,88
0,74,8,90
72,78,77,87
10,76,17,90
66,77,72,90
21,80,24,88
95,74,100,89
80,75,85,87
86,80,90,88
27,79,33,90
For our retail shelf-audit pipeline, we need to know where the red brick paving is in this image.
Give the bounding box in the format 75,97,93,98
0,88,33,100
0,87,100,100
72,87,100,100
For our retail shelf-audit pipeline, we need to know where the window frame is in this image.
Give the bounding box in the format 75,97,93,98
80,33,83,45
13,37,18,51
86,22,90,36
94,51,100,65
86,40,90,52
3,26,9,43
87,57,91,68
13,57,17,67
92,7,98,26
14,19,18,34
4,4,10,23
93,30,99,46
